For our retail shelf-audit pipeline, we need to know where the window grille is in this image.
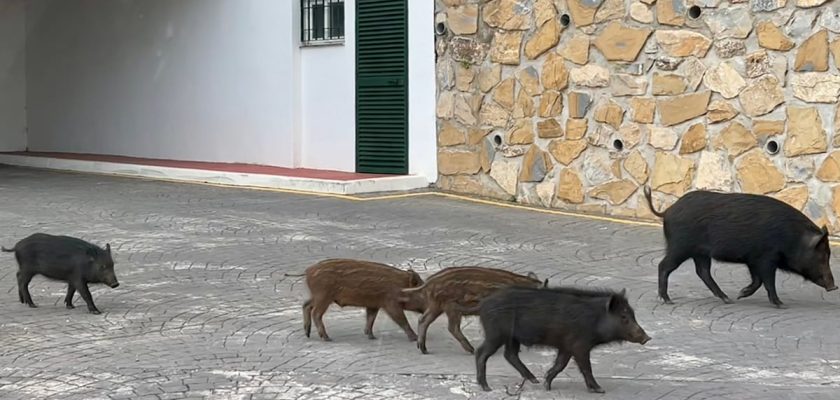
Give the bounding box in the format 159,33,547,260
301,0,345,44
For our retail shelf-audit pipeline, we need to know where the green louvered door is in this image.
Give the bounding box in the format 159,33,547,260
355,0,408,174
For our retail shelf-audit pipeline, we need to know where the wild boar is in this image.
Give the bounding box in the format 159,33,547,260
398,266,547,354
644,187,837,308
2,233,119,314
295,258,424,342
474,286,650,393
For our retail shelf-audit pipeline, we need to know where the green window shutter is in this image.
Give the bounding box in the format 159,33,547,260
355,0,408,175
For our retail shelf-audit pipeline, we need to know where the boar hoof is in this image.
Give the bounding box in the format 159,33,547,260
320,336,332,342
366,334,377,340
721,297,734,304
528,377,540,384
588,386,605,394
480,384,492,392
89,309,101,315
544,381,552,391
65,304,75,309
772,302,787,309
26,303,37,308
661,299,674,305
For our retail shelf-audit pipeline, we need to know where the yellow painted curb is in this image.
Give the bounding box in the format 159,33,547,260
29,167,840,247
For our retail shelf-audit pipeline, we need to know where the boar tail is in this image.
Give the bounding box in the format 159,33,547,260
1,246,14,253
283,272,306,277
643,186,666,218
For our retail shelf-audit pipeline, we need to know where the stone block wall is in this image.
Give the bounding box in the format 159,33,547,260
434,0,840,230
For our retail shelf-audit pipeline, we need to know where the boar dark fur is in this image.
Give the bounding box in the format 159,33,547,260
644,187,836,308
474,286,650,394
2,233,119,314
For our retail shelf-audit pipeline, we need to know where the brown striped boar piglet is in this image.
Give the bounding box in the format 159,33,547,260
295,258,424,342
398,266,547,354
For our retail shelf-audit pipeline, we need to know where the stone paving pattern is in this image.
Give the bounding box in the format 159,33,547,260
0,165,839,399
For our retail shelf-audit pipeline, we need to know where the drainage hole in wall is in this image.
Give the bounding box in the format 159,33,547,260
688,6,702,19
560,14,571,27
435,22,447,35
765,139,780,155
613,139,624,152
493,134,503,146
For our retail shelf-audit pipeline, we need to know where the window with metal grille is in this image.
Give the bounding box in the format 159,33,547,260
301,0,345,45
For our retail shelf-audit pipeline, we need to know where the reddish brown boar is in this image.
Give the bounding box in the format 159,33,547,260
295,258,425,342
398,266,547,354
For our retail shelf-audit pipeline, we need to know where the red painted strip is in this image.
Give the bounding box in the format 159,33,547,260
1,151,395,181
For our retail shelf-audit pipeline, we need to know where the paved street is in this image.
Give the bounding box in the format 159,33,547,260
0,165,839,399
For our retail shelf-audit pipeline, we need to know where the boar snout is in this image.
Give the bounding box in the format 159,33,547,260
818,274,837,291
108,281,120,288
639,334,652,345
630,326,651,345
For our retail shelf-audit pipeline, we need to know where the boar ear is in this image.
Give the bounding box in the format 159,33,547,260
607,295,619,313
807,229,828,248
543,278,549,288
105,243,111,253
619,288,627,297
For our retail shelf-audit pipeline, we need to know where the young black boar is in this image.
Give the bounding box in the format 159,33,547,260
2,233,119,314
296,258,425,342
644,187,837,308
474,286,650,393
398,266,546,355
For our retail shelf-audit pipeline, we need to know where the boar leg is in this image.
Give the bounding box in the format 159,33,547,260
573,351,604,394
383,302,418,342
658,252,688,304
544,351,572,391
417,306,443,353
16,271,36,308
76,282,101,314
65,284,76,309
503,339,538,384
445,311,475,354
693,256,732,303
475,336,504,392
310,298,332,341
302,299,313,338
737,270,762,299
758,265,785,308
364,307,379,339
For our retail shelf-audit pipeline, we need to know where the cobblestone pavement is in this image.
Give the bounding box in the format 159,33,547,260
1,165,839,399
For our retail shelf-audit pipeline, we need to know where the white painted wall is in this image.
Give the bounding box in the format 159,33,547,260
0,0,27,152
20,0,436,181
299,2,356,172
407,0,437,181
300,0,437,181
25,0,298,167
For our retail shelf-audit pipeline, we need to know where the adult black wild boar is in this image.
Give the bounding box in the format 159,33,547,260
2,233,119,314
644,187,837,308
473,286,650,393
